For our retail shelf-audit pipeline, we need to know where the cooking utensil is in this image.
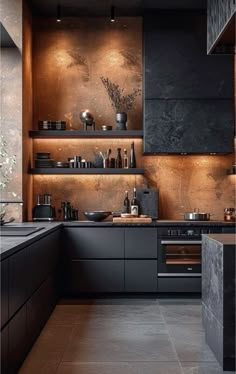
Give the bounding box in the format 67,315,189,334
55,161,69,168
101,125,112,131
83,211,111,222
184,209,211,221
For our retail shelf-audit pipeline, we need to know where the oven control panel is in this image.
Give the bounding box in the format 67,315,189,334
159,227,223,237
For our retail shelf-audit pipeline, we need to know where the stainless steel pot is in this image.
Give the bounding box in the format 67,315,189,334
184,209,211,221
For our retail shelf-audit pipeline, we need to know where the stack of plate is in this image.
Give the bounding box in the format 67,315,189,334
35,152,54,168
35,159,55,168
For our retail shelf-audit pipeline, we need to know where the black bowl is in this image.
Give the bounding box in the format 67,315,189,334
83,211,111,222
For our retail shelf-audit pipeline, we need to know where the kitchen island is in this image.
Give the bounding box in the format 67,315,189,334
202,234,236,371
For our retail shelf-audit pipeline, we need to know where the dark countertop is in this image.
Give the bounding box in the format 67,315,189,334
0,222,62,260
0,220,234,260
64,219,235,227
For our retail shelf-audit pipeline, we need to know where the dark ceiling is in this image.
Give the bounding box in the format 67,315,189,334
28,0,207,17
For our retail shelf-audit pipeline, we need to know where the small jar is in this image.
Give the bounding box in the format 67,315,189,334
224,208,235,222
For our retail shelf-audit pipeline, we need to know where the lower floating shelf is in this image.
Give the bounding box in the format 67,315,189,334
29,168,145,175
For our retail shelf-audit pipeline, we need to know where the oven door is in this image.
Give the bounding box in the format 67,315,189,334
158,239,202,277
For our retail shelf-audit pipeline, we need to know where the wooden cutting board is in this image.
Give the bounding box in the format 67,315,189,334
113,217,152,223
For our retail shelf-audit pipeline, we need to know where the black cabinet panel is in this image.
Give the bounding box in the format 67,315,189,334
125,228,157,258
157,277,201,293
144,13,233,99
1,259,9,328
27,230,60,296
9,249,28,318
9,305,27,374
1,326,8,374
64,260,124,293
64,228,124,258
26,275,57,350
144,99,234,154
125,260,157,292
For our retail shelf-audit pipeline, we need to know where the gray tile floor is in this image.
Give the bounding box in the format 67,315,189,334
19,298,234,374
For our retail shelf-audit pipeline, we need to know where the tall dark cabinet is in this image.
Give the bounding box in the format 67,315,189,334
143,11,234,154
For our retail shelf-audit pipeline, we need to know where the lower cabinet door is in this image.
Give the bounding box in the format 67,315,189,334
125,260,157,292
26,274,57,350
1,259,9,328
9,305,27,374
65,260,124,293
1,325,8,374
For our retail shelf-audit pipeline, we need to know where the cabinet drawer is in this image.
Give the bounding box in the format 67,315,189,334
64,228,124,258
64,260,124,293
9,249,28,318
125,260,157,292
125,228,157,258
1,259,9,328
157,277,201,293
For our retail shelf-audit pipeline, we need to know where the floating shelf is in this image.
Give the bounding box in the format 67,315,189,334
29,130,143,139
29,168,145,175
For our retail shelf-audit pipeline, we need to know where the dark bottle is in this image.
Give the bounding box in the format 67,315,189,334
116,148,123,168
123,191,130,213
130,188,139,216
129,142,136,168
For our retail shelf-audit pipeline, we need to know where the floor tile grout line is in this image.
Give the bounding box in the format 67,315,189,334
160,308,185,374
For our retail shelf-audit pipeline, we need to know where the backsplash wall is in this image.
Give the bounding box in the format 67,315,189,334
31,17,235,220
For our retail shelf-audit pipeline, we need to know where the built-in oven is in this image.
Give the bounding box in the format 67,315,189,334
157,226,222,292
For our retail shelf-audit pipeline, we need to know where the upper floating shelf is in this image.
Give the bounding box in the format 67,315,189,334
29,130,143,139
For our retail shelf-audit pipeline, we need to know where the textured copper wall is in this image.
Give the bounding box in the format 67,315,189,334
31,17,235,221
23,0,33,221
33,17,142,131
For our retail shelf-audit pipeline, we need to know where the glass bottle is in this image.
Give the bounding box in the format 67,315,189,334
116,148,122,168
123,191,130,213
131,188,139,216
129,142,136,168
123,148,129,169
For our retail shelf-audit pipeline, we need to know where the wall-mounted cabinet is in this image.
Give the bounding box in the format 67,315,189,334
143,11,234,154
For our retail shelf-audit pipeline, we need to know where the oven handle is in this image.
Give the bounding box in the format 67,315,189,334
158,273,202,277
161,240,202,245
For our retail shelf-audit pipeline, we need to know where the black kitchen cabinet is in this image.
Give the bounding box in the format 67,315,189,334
1,228,61,374
26,274,57,350
63,227,124,258
124,229,157,292
125,228,157,258
1,326,8,374
9,248,28,319
144,12,234,154
125,260,157,292
65,260,124,293
1,259,9,328
157,277,201,293
144,99,234,154
27,230,60,296
9,305,27,374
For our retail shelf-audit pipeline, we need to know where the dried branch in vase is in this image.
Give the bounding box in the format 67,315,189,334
100,76,141,113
